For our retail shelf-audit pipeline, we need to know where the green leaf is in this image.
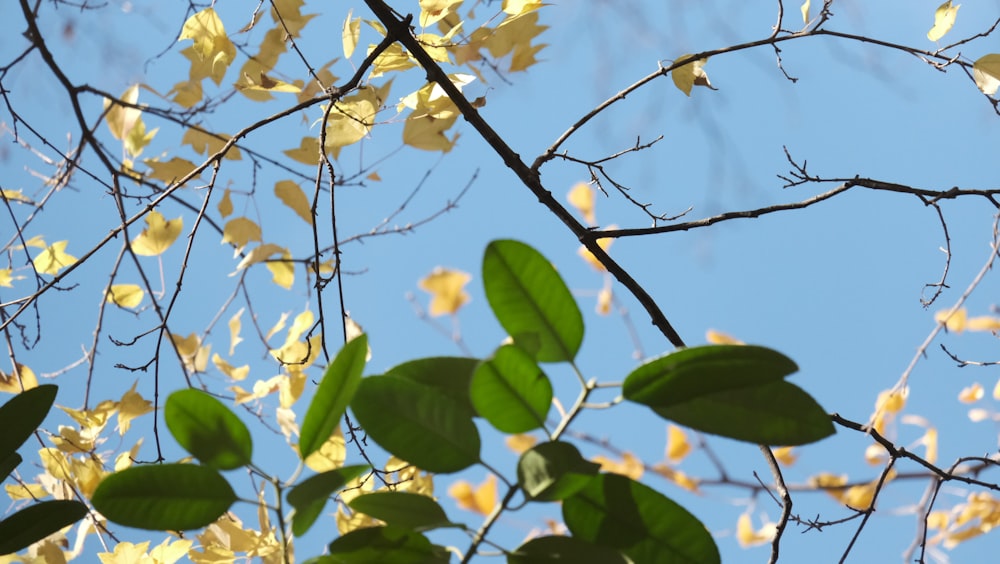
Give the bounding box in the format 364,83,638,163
300,335,369,460
327,525,450,564
383,356,479,416
518,441,601,502
91,464,236,530
348,491,453,531
508,535,630,564
563,474,719,564
0,500,88,555
351,374,480,473
0,452,22,483
482,240,583,363
287,464,370,537
623,345,797,409
0,384,57,462
472,344,552,433
165,389,252,470
653,380,835,445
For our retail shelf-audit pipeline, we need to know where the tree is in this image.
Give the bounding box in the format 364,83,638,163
2,0,1000,562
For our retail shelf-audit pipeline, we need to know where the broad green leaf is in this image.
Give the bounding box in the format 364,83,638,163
165,389,252,470
0,453,22,482
0,384,57,462
384,357,479,416
0,500,88,555
563,474,719,564
623,345,797,409
508,535,630,564
300,335,369,460
471,345,552,433
482,240,583,362
327,525,450,564
288,464,369,537
653,380,835,445
973,53,1000,96
517,441,601,501
927,1,960,42
351,374,480,473
348,491,453,531
91,464,236,530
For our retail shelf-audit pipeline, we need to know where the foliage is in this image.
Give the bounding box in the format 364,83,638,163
3,0,1000,562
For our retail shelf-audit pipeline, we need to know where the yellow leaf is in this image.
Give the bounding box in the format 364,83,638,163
124,118,158,159
144,157,200,184
651,463,700,492
52,424,98,453
118,380,154,435
98,541,151,564
973,54,1000,96
671,55,714,96
595,285,612,316
448,474,497,515
131,211,183,256
343,10,360,58
33,240,76,275
0,364,38,393
115,439,143,471
871,387,907,435
592,452,643,480
104,85,141,141
150,538,193,564
324,94,378,155
968,315,1000,332
236,71,302,94
505,434,537,454
772,446,797,466
217,188,234,218
665,424,691,462
303,425,346,471
418,267,471,316
170,79,204,108
182,128,241,160
274,180,314,225
221,217,262,251
927,1,960,42
107,284,144,308
808,472,847,489
959,383,983,403
1,189,34,204
935,307,967,332
212,354,250,381
6,482,48,500
60,400,117,431
234,243,287,271
485,12,548,62
503,0,544,15
0,268,24,288
284,136,322,165
171,333,210,373
266,312,289,342
864,443,886,465
736,513,777,547
419,0,463,27
567,182,596,225
179,8,236,78
578,228,616,272
266,250,295,290
228,308,244,355
800,0,810,24
706,329,744,345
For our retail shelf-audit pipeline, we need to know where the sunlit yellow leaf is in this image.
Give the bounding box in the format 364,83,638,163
118,380,154,435
567,182,596,225
183,128,241,160
237,72,302,94
927,1,960,42
131,211,183,256
150,538,193,564
503,0,544,15
52,424,99,453
33,240,76,275
736,513,776,547
107,284,144,308
671,55,714,96
871,387,907,435
0,364,38,393
179,8,236,78
959,383,984,403
60,400,117,431
266,312,289,342
593,452,643,480
234,243,287,272
284,136,322,165
864,443,886,465
1,189,34,204
6,482,48,500
369,42,416,77
114,439,143,471
303,425,346,472
706,329,743,345
221,217,262,253
274,180,314,225
171,79,204,108
505,434,537,454
212,354,250,382
665,424,691,462
403,111,458,152
578,228,616,272
324,92,378,155
171,333,210,373
144,157,201,185
0,268,24,288
651,463,700,492
449,474,497,515
596,285,612,315
343,10,360,58
419,0,463,27
217,188,234,218
266,250,295,290
485,12,548,63
104,85,141,141
935,307,967,332
771,446,797,466
124,118,158,159
968,315,1000,331
98,541,151,564
808,472,847,489
419,267,471,316
973,54,1000,96
39,447,71,481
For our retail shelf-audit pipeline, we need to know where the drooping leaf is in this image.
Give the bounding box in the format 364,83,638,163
299,335,368,460
106,284,144,308
179,8,236,76
91,464,236,530
164,389,252,470
0,384,57,462
351,374,480,473
382,357,480,417
348,491,453,531
0,500,89,555
274,180,314,225
471,344,552,433
342,10,360,58
130,211,183,256
517,441,601,501
927,1,960,42
448,474,497,515
32,241,76,275
508,535,630,564
653,379,835,445
973,53,1000,96
671,55,714,96
327,525,450,563
563,473,720,564
622,345,798,409
482,240,584,362
287,464,369,537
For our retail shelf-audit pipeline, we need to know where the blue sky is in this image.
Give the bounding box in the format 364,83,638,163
3,1,1000,562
